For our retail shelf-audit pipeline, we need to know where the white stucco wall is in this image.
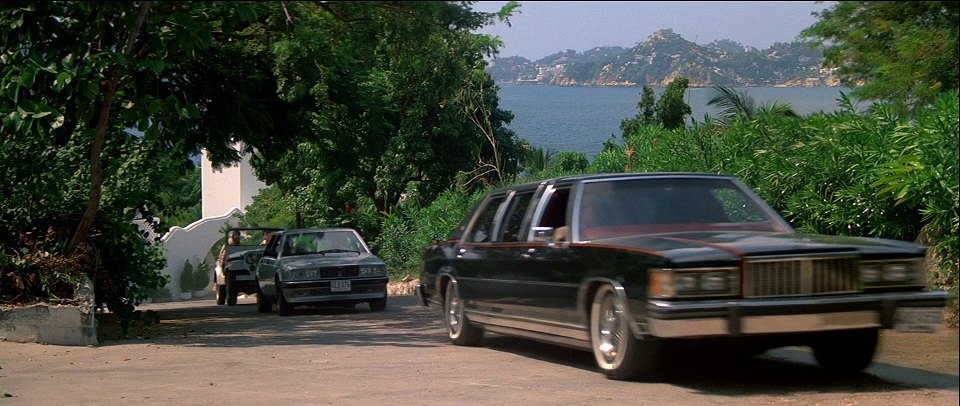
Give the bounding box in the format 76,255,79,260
201,146,267,218
164,145,266,300
159,208,243,299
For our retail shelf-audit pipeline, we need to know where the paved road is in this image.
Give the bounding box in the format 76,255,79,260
1,295,957,405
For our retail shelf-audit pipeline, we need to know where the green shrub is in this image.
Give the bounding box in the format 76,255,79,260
179,260,194,293
194,260,211,291
377,188,481,279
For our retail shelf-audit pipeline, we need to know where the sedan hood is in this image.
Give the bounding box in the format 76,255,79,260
278,253,384,269
591,231,926,265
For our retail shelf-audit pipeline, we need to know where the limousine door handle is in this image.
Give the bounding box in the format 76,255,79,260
522,248,539,258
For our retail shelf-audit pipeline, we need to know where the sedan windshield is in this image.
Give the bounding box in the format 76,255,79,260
281,231,366,256
577,178,788,239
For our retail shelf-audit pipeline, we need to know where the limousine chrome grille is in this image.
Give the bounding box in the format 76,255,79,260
743,256,860,298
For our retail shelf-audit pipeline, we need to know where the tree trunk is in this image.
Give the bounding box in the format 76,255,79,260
66,2,152,255
66,78,117,255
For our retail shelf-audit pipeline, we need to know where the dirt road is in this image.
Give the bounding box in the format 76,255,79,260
1,295,957,405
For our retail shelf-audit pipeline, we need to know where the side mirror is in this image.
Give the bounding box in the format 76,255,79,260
369,244,381,255
531,227,555,242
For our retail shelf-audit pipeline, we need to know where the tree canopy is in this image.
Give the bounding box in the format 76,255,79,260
802,1,959,106
1,1,520,307
236,2,524,233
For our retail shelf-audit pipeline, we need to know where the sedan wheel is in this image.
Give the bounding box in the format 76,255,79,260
590,284,657,380
443,279,482,346
369,296,387,312
256,290,272,313
276,279,292,316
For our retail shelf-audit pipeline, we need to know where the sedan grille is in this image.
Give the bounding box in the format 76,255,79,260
743,256,859,298
317,265,359,279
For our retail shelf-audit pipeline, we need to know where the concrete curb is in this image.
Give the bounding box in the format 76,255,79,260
0,303,97,346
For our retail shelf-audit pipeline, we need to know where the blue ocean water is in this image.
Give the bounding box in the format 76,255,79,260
496,84,852,158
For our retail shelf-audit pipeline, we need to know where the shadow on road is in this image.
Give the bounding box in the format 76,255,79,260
96,295,958,396
475,331,958,395
97,295,447,349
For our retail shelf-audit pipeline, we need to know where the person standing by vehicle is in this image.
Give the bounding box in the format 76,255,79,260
218,230,241,271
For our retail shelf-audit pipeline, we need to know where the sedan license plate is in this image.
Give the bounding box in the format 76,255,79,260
894,307,943,333
235,275,255,281
330,280,351,292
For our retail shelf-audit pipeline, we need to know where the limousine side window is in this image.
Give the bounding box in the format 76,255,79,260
533,187,570,241
468,195,507,243
499,191,535,242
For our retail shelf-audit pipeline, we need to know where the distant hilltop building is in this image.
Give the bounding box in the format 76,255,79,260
516,65,561,84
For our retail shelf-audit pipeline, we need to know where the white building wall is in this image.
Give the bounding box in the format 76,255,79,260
158,145,267,300
239,152,264,213
201,146,267,218
159,208,242,299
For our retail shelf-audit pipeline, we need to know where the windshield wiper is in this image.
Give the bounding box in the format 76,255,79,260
316,248,359,255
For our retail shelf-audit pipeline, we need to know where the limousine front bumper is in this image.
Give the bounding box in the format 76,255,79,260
641,290,947,338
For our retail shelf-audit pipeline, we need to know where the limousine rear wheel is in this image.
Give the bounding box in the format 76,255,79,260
444,279,483,346
590,284,657,380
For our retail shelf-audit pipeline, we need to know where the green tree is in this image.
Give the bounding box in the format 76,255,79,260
0,2,265,255
619,86,657,135
522,146,557,176
244,2,523,230
707,84,798,125
802,1,959,106
656,77,693,130
0,2,285,309
552,151,589,173
155,164,202,229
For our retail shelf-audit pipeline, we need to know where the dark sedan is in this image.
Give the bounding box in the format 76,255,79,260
416,173,947,380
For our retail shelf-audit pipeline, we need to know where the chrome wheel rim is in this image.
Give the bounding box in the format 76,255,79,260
597,292,623,365
445,286,463,336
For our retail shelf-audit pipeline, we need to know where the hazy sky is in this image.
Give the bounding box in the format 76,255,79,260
472,1,834,60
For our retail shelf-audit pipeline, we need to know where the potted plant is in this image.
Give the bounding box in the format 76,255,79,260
179,260,195,300
148,286,172,303
193,260,211,298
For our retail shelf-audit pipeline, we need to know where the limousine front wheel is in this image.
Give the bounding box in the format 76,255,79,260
444,279,483,346
590,284,658,380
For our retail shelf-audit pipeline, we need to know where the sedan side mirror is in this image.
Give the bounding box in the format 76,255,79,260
370,244,381,255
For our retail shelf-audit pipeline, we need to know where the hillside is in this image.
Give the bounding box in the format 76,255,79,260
487,29,838,87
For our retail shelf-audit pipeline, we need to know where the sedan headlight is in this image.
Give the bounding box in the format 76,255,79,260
861,259,925,287
649,267,739,299
358,265,387,277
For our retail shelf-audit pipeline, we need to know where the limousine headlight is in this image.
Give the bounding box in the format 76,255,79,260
649,267,740,299
861,258,925,287
359,265,387,277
